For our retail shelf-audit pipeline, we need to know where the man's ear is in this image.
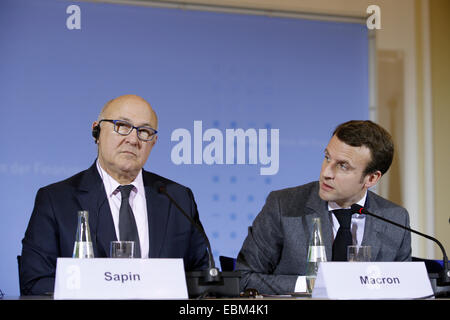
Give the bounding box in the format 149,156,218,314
150,134,158,147
364,170,382,189
92,121,100,144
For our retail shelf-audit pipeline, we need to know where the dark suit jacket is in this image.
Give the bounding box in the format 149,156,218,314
20,162,209,295
236,181,412,295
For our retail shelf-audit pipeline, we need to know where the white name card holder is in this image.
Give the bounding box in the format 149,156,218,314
54,258,188,299
312,262,434,300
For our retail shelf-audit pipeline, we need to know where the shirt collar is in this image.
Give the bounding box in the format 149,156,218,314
328,191,367,212
96,159,143,197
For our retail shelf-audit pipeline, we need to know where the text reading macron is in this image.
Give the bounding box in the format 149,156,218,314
360,275,400,285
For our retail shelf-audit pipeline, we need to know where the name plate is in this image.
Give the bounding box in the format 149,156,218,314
312,262,433,299
54,258,188,299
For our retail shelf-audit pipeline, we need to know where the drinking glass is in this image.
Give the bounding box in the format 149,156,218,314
347,245,371,262
110,241,135,258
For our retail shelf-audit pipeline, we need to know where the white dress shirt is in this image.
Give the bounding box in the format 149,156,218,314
96,160,149,258
295,192,367,292
328,191,367,246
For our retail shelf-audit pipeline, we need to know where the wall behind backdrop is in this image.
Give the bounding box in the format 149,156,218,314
0,0,368,295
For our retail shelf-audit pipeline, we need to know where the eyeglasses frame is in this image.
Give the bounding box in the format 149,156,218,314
98,119,158,141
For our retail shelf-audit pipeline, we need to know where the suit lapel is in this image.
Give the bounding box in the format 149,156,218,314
305,183,334,261
361,191,385,260
74,166,173,258
143,172,170,258
301,184,386,261
74,162,117,257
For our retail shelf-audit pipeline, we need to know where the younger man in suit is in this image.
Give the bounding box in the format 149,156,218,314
236,120,411,294
20,94,209,295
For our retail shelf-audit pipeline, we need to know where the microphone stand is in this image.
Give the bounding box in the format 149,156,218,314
351,204,450,286
156,182,241,298
158,185,221,282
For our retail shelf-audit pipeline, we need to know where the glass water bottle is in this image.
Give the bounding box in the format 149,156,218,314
72,210,94,258
305,217,327,293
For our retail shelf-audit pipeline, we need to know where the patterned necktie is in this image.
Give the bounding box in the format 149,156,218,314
332,209,353,261
118,185,141,258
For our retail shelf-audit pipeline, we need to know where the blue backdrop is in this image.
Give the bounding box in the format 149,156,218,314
0,0,368,295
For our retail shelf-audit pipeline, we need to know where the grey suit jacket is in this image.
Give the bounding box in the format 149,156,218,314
235,181,412,295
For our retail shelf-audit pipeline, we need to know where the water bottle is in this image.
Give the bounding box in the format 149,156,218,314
305,217,326,293
72,210,94,258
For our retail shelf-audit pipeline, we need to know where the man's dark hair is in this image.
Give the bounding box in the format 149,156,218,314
333,120,394,176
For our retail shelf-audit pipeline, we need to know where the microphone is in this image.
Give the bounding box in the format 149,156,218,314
154,181,221,283
351,204,450,286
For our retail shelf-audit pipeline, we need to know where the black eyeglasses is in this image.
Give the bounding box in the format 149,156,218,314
99,119,157,141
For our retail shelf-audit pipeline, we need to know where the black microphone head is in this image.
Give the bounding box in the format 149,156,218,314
154,181,166,194
351,203,364,214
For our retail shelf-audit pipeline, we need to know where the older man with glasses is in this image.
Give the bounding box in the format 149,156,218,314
20,94,209,295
